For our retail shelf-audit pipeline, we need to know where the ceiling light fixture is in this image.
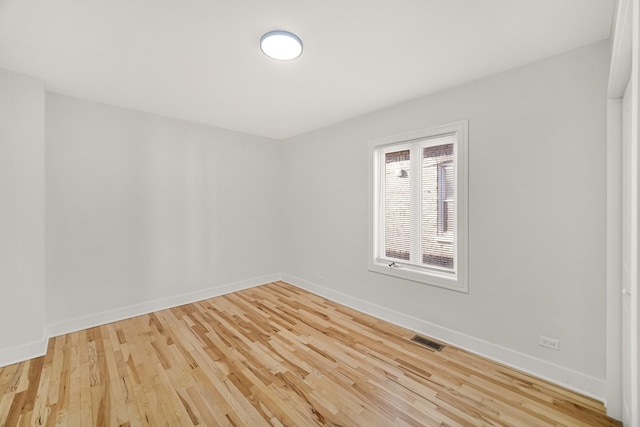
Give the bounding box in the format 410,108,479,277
260,30,303,61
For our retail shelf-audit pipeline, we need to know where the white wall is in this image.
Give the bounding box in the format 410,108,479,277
45,94,282,326
281,41,609,394
0,70,46,364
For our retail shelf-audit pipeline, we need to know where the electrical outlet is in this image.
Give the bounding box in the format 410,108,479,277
316,273,325,283
538,335,560,350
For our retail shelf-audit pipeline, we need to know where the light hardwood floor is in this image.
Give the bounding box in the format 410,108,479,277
0,281,620,426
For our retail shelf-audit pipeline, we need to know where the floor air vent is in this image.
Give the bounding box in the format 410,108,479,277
410,335,444,351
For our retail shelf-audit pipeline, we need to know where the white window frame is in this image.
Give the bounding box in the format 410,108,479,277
367,120,469,293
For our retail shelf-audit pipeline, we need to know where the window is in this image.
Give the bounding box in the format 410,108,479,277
368,121,468,292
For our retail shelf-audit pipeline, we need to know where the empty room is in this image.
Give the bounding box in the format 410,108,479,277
0,0,638,426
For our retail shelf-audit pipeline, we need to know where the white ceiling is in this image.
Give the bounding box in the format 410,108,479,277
0,0,614,140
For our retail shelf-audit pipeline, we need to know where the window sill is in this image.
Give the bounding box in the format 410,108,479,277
368,260,468,293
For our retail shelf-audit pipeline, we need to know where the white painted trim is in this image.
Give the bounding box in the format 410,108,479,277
46,273,282,338
0,338,48,368
631,1,640,424
0,273,282,368
609,0,633,98
0,271,609,401
607,0,635,421
282,273,607,402
606,98,623,420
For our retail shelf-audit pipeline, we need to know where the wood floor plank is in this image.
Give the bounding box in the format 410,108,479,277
0,281,621,426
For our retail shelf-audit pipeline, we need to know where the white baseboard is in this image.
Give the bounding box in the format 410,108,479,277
282,273,607,402
0,273,282,368
0,338,48,368
46,273,283,338
0,272,607,404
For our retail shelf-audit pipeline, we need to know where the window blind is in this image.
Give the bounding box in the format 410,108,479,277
422,142,455,270
380,135,456,272
384,150,411,261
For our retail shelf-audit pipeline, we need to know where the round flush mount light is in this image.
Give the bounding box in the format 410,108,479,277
260,30,303,61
